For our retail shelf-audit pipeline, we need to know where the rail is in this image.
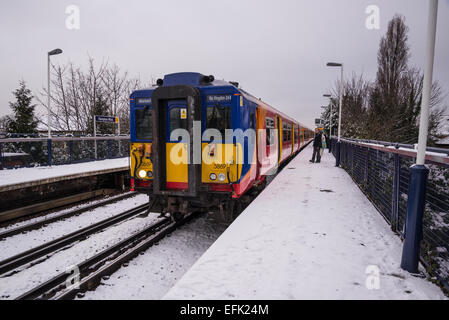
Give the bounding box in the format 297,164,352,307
330,137,449,293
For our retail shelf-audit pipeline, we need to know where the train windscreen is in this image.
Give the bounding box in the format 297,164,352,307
135,108,152,140
206,104,231,138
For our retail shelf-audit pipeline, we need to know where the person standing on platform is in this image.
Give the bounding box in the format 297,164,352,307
310,128,323,163
320,130,327,158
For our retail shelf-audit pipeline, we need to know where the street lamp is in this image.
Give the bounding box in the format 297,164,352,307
401,0,439,274
47,48,63,138
326,62,343,166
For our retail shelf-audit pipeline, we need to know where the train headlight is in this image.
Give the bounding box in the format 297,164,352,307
138,170,146,178
218,173,226,182
147,170,153,178
209,173,217,181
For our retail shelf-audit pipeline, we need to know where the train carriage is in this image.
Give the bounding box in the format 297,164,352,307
129,72,313,222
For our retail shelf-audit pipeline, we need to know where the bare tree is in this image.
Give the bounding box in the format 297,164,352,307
322,74,370,139
37,56,143,135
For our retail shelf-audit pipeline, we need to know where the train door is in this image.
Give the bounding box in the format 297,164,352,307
277,117,282,164
151,86,202,197
166,101,188,190
249,109,257,176
292,124,295,153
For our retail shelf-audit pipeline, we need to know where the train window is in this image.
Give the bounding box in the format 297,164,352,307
206,104,231,138
266,117,275,146
282,123,291,142
135,108,152,140
169,107,188,140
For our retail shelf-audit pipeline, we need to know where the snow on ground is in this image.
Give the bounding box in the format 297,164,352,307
0,157,129,188
0,194,147,260
82,217,227,300
165,144,447,300
0,194,157,299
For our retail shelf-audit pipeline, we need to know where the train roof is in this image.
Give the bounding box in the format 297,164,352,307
131,72,312,131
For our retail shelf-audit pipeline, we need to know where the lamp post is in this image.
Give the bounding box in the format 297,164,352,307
326,62,343,166
47,49,63,138
320,106,329,133
401,0,439,274
323,94,333,152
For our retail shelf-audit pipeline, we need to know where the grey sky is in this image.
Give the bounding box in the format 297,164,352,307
1,0,448,129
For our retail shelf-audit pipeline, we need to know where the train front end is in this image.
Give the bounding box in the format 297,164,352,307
129,72,256,222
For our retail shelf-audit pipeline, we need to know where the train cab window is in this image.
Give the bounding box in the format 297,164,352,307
135,108,152,140
250,113,255,129
266,117,275,146
206,104,231,138
169,107,188,140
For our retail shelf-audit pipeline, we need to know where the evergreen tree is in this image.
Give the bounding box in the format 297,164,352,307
6,80,38,135
87,95,112,135
5,81,44,163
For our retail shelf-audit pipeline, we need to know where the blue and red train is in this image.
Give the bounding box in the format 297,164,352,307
129,72,313,221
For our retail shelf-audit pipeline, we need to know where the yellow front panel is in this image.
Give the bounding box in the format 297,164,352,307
166,142,188,183
201,143,243,183
130,142,153,180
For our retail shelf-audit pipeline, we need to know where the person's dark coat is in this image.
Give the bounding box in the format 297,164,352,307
313,132,322,148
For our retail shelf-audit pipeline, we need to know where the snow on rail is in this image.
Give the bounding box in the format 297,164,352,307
165,145,446,300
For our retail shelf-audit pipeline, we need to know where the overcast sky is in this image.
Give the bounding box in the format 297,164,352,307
1,0,448,128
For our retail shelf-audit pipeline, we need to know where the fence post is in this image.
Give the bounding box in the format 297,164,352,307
47,139,52,166
107,140,112,159
351,144,354,175
391,153,400,232
400,165,429,273
0,142,3,170
69,140,74,164
365,147,369,186
336,141,341,167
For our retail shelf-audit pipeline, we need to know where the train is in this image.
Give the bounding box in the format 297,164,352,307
129,72,313,222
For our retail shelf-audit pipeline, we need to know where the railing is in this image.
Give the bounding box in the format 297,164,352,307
0,135,130,169
331,137,449,293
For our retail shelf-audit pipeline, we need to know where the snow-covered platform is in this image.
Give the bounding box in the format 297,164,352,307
0,158,129,192
165,145,446,300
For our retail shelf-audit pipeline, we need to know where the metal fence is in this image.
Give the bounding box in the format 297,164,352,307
331,137,449,293
0,135,130,169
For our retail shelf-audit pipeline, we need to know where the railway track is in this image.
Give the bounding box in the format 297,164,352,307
16,211,199,300
0,192,136,240
0,201,153,277
0,188,123,224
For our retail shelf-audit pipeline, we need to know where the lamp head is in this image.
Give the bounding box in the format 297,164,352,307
48,49,63,56
326,62,342,67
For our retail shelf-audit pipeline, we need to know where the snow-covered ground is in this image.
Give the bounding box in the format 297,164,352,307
0,193,155,299
82,217,227,300
0,157,129,188
164,144,447,300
